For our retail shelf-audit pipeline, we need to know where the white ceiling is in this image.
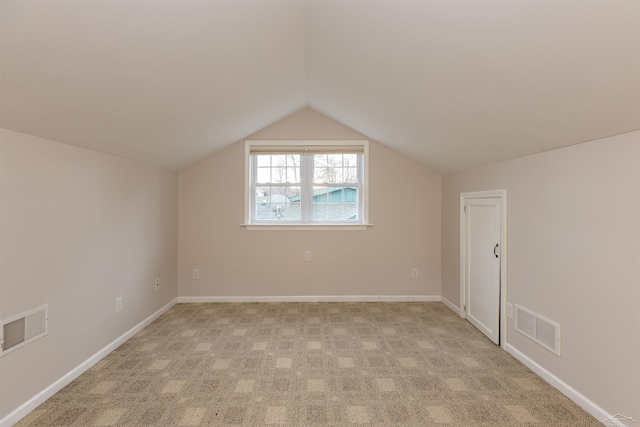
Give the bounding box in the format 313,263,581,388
2,0,639,173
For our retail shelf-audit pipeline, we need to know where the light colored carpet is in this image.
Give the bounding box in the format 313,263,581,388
17,302,601,426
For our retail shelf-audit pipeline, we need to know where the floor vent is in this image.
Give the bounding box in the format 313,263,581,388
0,304,48,357
515,305,561,356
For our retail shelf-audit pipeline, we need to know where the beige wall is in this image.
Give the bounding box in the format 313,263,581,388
441,130,640,418
0,129,179,420
178,109,441,298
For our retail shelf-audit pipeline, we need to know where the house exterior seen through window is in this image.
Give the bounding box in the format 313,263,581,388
245,141,368,227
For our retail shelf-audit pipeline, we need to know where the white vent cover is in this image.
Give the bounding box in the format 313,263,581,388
515,305,561,356
0,304,48,357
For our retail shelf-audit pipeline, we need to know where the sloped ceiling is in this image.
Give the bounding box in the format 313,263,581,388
1,0,639,173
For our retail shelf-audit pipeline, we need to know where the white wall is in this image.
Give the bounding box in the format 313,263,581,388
0,129,179,421
441,131,640,419
178,108,442,299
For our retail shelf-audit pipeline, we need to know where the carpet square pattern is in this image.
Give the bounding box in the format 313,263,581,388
17,302,601,426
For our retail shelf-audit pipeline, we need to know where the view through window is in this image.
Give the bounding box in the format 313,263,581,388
247,142,368,225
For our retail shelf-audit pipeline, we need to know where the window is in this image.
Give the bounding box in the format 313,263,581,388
245,141,369,228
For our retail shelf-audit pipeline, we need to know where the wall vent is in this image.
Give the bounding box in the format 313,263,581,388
0,304,48,357
515,305,561,356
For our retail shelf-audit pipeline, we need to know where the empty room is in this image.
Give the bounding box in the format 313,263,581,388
1,1,638,426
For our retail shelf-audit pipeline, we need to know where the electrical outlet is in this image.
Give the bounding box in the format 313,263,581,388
116,297,122,313
506,302,514,319
304,251,311,262
154,278,160,291
193,268,200,279
411,268,418,279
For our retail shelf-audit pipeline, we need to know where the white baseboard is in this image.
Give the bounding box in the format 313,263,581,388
440,296,459,313
504,343,611,424
0,298,177,427
177,295,442,303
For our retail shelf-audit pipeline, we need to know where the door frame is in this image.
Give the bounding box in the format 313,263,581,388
460,189,507,347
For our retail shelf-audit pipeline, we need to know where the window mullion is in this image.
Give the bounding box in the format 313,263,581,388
301,154,313,223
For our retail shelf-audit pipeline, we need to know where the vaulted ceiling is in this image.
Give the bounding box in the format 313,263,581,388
1,1,638,173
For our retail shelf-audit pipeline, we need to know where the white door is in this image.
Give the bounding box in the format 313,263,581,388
464,197,501,344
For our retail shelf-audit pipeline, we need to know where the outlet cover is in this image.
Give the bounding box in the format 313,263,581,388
304,251,311,262
506,302,514,319
116,297,122,313
154,278,160,291
411,268,418,279
193,269,200,279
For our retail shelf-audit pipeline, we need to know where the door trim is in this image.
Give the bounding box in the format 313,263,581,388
460,189,507,347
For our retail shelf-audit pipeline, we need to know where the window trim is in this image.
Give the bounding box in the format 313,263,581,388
243,140,371,229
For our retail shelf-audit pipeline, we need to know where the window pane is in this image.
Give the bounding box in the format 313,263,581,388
314,168,328,183
314,154,328,168
256,155,271,167
272,155,286,166
313,154,359,184
333,168,343,183
277,168,290,183
255,186,301,221
256,167,271,183
343,154,357,166
313,167,324,183
343,167,358,183
271,167,283,183
312,186,358,221
286,166,299,183
316,167,333,183
314,166,339,183
255,155,301,184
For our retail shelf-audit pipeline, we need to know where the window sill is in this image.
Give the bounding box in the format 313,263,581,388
240,223,373,231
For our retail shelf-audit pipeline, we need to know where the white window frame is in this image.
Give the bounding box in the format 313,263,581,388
243,140,371,230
